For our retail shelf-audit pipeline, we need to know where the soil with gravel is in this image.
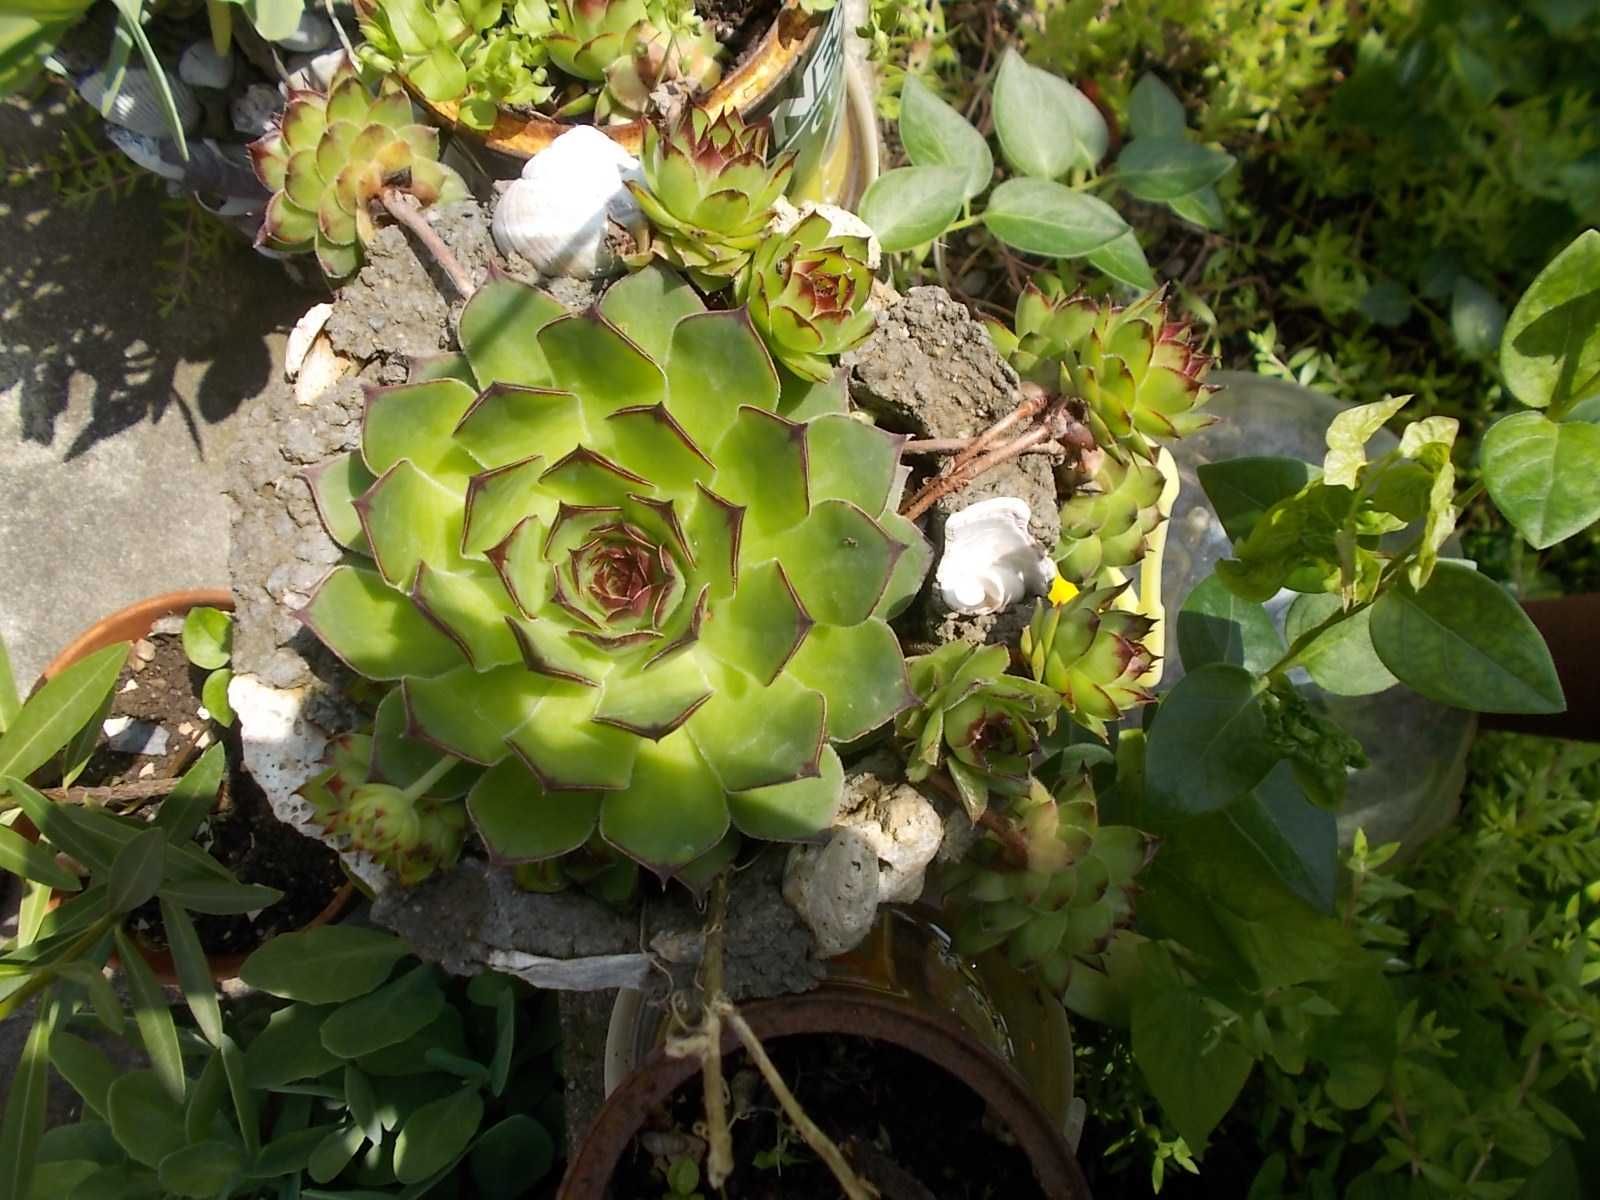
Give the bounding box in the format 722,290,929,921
610,1033,1045,1198
75,632,210,786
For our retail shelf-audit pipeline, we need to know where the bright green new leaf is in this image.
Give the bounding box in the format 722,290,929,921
1283,594,1398,696
1115,137,1234,202
1370,562,1564,714
0,642,128,787
1145,664,1281,817
201,668,234,726
1500,230,1600,413
240,925,409,1004
1323,395,1409,487
1481,410,1600,548
983,179,1128,258
857,165,967,252
181,607,232,671
898,74,993,200
1197,456,1322,543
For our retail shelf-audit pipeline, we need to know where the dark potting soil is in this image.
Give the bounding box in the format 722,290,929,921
611,1033,1045,1199
699,0,783,63
74,633,346,958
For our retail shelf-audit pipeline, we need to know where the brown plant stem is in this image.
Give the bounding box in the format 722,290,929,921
378,189,475,298
900,423,1055,521
945,384,1050,479
901,437,1067,457
921,774,1031,869
43,778,185,805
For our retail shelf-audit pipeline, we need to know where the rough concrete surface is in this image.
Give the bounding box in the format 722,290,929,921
0,96,309,684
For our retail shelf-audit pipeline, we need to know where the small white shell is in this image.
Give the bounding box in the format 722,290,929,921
78,65,200,138
273,11,334,52
294,336,352,408
285,302,335,381
178,42,233,89
285,48,351,94
231,83,282,136
769,196,882,270
492,126,644,278
934,497,1057,615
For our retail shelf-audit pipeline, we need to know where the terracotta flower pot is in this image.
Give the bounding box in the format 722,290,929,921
35,590,354,983
582,910,1089,1198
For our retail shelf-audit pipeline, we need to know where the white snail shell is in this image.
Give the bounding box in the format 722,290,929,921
179,42,233,89
492,126,644,279
78,65,200,138
934,497,1057,616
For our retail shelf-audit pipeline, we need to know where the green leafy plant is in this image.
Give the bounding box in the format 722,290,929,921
181,606,235,728
858,52,1235,289
738,211,876,381
17,925,563,1200
662,1154,707,1198
250,58,469,278
298,262,930,883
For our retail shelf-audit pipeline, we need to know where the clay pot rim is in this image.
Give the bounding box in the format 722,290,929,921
35,589,356,983
558,987,1093,1199
349,1,826,160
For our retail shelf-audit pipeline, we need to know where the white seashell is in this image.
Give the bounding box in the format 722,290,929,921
273,11,334,52
934,497,1057,616
286,48,351,93
104,126,187,182
231,83,282,136
78,65,200,138
492,126,644,278
285,302,335,381
769,196,882,270
294,336,352,407
179,42,233,89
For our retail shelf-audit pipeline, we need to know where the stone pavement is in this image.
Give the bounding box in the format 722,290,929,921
0,95,309,686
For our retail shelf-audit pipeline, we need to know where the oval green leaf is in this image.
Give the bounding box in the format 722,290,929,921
320,963,447,1059
1481,410,1600,549
992,48,1105,176
857,165,968,253
1177,576,1284,673
1501,229,1600,413
1282,594,1398,697
239,925,409,1004
393,1086,484,1185
1115,137,1235,202
1128,73,1186,139
470,1115,555,1199
158,1141,244,1198
898,74,993,200
1086,230,1157,291
982,178,1128,258
1369,562,1564,715
181,607,232,671
1145,663,1282,817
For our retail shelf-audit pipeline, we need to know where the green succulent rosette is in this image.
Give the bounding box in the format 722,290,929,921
1021,584,1157,738
629,108,796,289
943,775,1157,993
249,58,468,278
1056,454,1166,585
986,279,1215,458
299,264,931,879
739,212,876,383
897,642,1060,820
546,0,721,120
598,17,721,122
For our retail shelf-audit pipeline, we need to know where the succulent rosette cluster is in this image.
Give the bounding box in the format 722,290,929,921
629,107,797,289
1055,454,1167,585
299,263,930,879
987,279,1216,458
250,59,468,279
942,775,1157,993
548,0,721,121
897,642,1059,820
1022,584,1157,738
739,211,876,382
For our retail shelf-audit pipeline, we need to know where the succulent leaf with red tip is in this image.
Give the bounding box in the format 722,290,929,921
1021,584,1157,738
249,58,468,279
739,212,875,382
987,278,1216,457
629,107,795,289
1056,454,1167,586
896,642,1060,820
298,263,931,881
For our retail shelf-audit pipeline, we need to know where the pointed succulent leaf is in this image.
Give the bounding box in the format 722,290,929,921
787,619,915,741
300,566,463,680
468,757,601,861
458,279,568,389
728,745,843,841
306,452,376,555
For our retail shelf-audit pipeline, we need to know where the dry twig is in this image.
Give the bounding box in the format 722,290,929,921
378,189,475,298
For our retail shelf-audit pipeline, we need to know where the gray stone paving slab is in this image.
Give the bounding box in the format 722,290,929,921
0,95,310,685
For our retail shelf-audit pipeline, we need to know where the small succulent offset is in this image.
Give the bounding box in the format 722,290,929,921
987,281,1215,460
739,212,877,382
629,107,797,290
359,0,557,131
897,642,1059,820
251,58,468,278
942,774,1156,993
300,263,930,880
548,0,722,122
1022,584,1156,739
1055,454,1166,587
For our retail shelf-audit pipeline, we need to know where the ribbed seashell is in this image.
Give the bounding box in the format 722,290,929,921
78,65,200,138
179,42,233,89
285,303,335,381
934,497,1057,615
491,126,644,279
295,336,352,408
273,11,334,52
